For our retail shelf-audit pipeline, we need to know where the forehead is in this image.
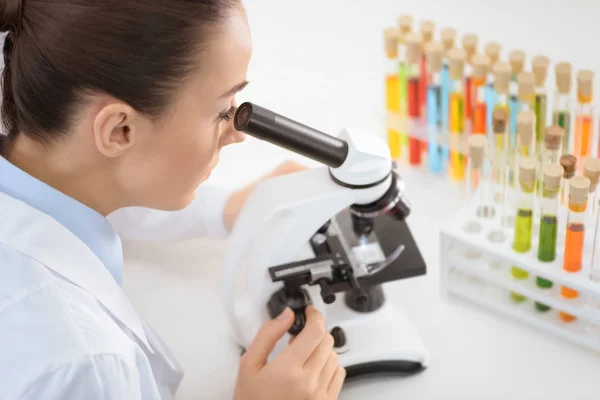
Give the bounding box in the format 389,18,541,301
194,9,252,95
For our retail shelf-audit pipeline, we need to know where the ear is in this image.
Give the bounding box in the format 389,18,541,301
93,102,137,157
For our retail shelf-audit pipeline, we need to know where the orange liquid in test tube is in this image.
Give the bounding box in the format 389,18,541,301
575,114,591,159
386,74,402,158
560,200,586,322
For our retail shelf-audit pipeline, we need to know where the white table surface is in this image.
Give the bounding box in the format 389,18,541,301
123,1,600,398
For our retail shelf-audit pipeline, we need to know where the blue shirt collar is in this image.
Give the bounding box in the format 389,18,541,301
0,155,123,284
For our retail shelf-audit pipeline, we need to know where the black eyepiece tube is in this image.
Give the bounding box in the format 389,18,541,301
234,102,349,168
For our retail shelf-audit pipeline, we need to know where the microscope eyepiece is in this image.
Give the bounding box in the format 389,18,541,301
233,102,349,168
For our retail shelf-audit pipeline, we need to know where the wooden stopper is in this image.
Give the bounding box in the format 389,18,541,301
420,20,435,43
518,72,535,101
583,158,600,192
532,55,550,87
544,126,564,150
397,15,413,44
448,48,465,80
462,33,478,63
426,41,443,72
492,109,507,133
560,154,577,179
543,163,564,190
519,156,537,184
577,69,594,99
517,111,535,148
509,50,526,75
472,53,490,79
468,135,487,168
484,42,501,65
384,28,399,59
555,62,572,94
405,32,422,64
493,61,511,94
570,176,591,203
441,27,457,55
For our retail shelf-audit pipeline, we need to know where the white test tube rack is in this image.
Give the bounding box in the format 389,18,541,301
439,184,600,352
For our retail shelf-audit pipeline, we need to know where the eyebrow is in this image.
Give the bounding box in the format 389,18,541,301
220,80,249,99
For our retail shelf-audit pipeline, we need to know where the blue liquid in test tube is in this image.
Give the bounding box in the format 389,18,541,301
486,83,496,141
509,95,519,148
440,64,450,165
427,85,443,173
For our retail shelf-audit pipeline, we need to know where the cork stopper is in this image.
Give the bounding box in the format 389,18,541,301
577,69,594,99
440,28,457,55
560,154,577,179
532,55,550,87
518,72,535,101
570,176,591,203
420,20,435,43
555,62,572,94
468,135,487,168
492,109,507,134
405,32,422,64
518,156,537,184
583,158,600,192
484,42,501,65
509,50,526,76
448,48,465,80
472,53,490,79
543,163,564,190
517,110,535,148
426,41,443,73
397,15,413,36
384,28,399,59
544,125,564,150
493,61,511,94
462,33,478,63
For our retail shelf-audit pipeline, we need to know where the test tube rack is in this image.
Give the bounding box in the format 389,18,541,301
439,188,600,352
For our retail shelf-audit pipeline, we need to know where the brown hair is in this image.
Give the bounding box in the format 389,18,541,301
0,0,238,150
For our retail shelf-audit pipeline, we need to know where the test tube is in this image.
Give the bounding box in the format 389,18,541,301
440,28,456,132
485,42,502,133
462,33,478,125
516,111,536,158
384,28,402,159
419,21,435,117
492,109,509,225
426,41,444,173
471,54,490,135
574,70,595,165
493,62,511,144
508,50,526,140
553,62,573,155
397,15,413,154
448,48,466,181
560,154,577,206
510,156,537,303
535,163,563,312
537,126,564,194
591,196,600,284
583,158,600,218
405,32,422,166
560,176,591,322
518,72,536,113
466,135,489,214
532,55,550,151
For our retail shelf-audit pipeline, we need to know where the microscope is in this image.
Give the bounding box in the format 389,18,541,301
222,103,430,379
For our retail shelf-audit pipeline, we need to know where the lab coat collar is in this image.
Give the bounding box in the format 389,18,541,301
0,191,154,354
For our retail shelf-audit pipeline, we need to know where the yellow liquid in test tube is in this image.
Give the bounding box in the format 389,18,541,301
450,92,465,181
386,74,402,159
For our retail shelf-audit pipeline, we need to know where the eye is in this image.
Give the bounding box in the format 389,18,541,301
219,106,237,122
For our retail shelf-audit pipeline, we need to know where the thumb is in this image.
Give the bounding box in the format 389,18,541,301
243,308,294,370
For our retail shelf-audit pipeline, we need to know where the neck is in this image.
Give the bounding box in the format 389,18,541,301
3,134,123,216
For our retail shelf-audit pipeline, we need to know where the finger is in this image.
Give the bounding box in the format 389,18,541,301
242,308,294,371
284,306,327,364
318,351,339,389
327,367,347,398
303,334,334,372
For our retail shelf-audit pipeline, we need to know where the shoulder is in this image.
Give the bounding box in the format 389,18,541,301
0,243,149,398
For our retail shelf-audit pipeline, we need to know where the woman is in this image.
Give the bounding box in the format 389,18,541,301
0,0,345,399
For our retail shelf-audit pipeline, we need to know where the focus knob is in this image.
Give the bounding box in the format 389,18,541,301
330,326,347,348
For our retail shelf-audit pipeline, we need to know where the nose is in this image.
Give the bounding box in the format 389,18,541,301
219,122,246,149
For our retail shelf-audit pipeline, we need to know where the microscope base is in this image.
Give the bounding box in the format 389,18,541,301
325,291,430,379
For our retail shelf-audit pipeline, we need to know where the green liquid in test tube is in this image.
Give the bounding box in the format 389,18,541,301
535,164,563,312
511,156,537,302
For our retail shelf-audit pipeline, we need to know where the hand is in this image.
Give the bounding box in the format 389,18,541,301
223,161,307,230
233,306,346,400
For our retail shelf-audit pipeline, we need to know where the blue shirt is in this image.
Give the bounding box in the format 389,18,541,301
0,155,123,284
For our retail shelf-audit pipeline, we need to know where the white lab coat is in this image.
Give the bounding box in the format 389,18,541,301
0,184,231,399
